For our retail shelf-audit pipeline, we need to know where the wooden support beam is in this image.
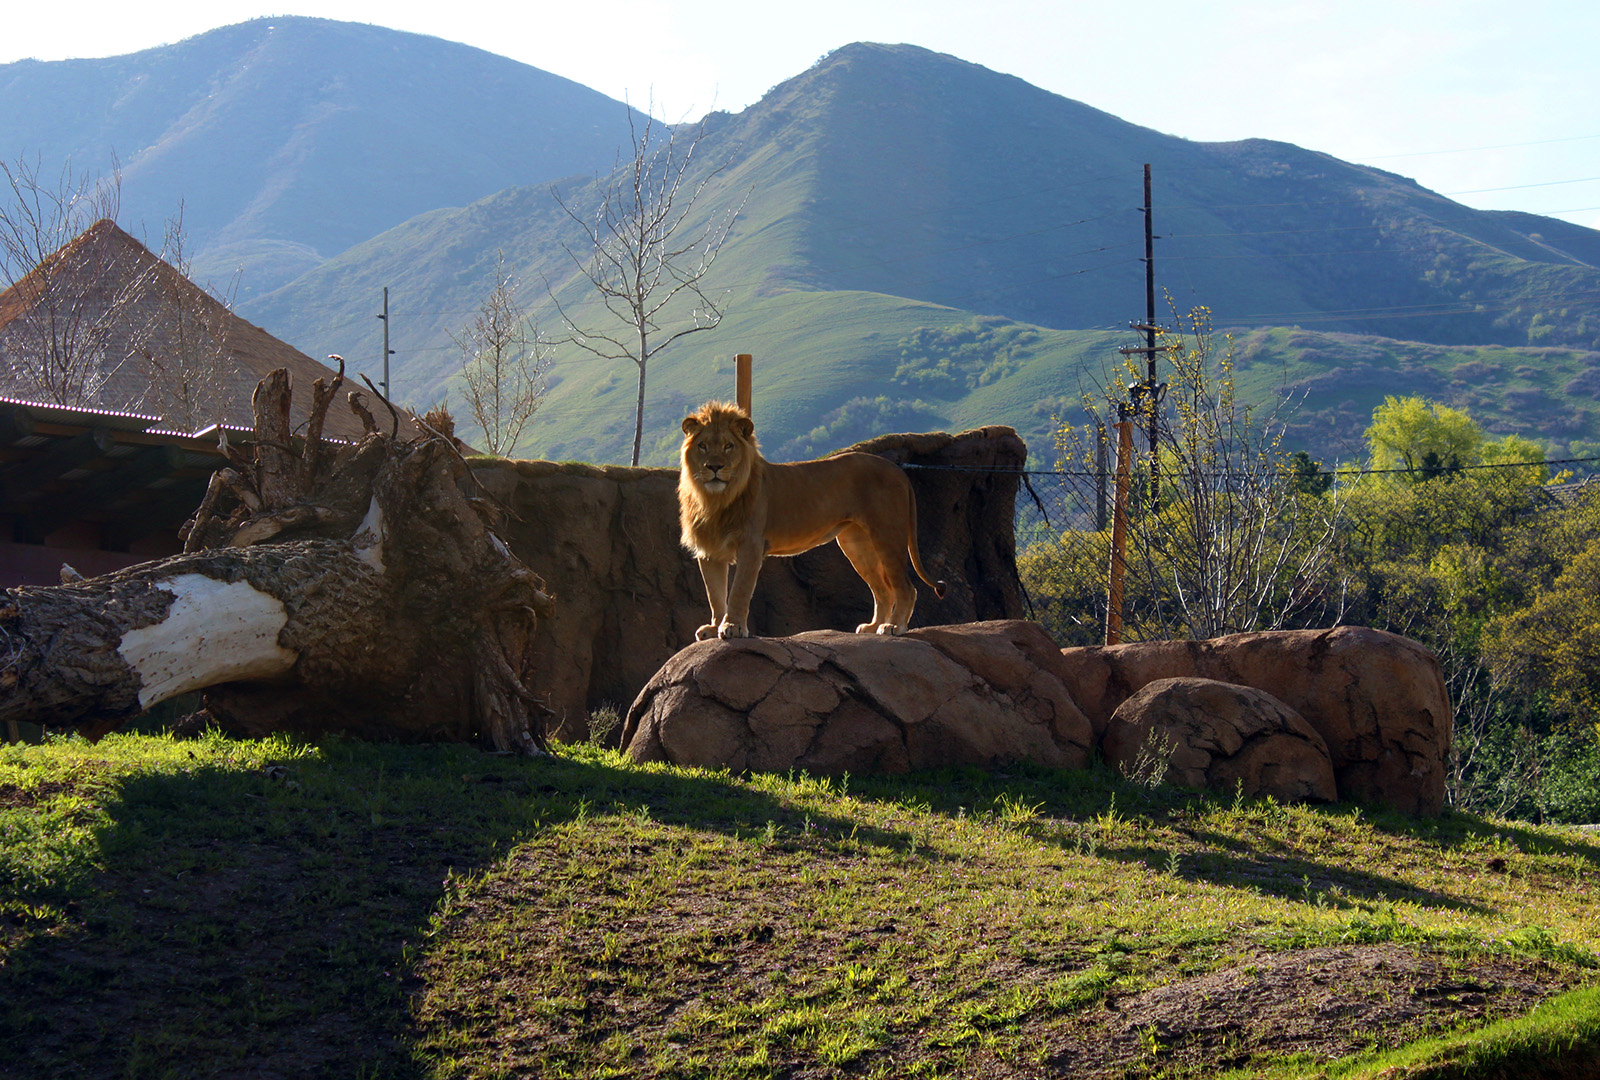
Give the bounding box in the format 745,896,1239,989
1105,419,1134,646
735,354,752,415
24,445,185,539
0,427,114,505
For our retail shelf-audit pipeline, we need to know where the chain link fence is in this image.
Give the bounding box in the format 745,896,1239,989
1004,454,1600,648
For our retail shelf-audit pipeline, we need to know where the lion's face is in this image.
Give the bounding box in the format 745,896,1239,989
681,405,756,499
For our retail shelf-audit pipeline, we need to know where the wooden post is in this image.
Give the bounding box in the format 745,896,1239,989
735,354,752,415
1105,417,1134,646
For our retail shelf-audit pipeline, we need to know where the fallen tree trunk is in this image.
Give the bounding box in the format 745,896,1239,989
0,366,554,753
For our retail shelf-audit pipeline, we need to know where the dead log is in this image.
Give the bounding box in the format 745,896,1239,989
0,366,554,753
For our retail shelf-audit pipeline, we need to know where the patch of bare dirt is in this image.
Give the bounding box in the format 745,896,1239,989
0,781,71,809
1048,944,1579,1077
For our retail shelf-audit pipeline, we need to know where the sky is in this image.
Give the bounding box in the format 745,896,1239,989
4,0,1598,230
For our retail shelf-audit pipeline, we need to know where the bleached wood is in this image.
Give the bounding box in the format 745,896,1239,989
116,574,298,708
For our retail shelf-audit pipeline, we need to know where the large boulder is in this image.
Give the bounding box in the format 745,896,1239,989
1102,677,1338,803
1056,627,1451,815
473,428,1029,739
622,620,1093,774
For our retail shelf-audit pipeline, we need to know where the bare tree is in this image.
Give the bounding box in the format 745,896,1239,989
1030,304,1346,642
551,107,748,465
145,202,244,431
453,250,551,456
1127,307,1346,639
0,155,157,408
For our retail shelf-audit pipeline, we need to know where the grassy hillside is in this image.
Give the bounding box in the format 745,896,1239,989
1226,328,1600,461
3,730,1597,1078
502,296,1122,468
234,42,1600,465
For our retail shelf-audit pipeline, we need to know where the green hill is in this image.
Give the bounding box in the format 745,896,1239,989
236,43,1600,465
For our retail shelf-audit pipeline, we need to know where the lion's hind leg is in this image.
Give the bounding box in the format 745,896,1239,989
836,525,899,634
878,564,918,636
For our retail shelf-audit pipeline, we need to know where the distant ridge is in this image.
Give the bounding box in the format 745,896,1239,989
234,40,1600,463
0,17,644,297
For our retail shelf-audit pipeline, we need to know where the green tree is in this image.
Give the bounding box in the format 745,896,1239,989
1365,395,1484,477
1334,397,1581,817
1288,450,1332,496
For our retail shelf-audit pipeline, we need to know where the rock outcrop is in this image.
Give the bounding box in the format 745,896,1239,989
473,428,1028,738
1056,627,1451,815
622,620,1093,774
1101,677,1338,804
622,620,1450,815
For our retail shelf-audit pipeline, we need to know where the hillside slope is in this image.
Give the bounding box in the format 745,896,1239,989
0,17,641,297
240,43,1600,464
4,734,1598,1078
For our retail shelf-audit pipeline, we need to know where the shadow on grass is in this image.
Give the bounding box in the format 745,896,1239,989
7,738,1587,1078
845,761,1502,914
1383,811,1600,868
0,736,917,1080
1100,838,1493,913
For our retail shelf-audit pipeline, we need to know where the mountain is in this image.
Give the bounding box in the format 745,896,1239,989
7,31,1600,464
0,17,643,299
238,42,1600,464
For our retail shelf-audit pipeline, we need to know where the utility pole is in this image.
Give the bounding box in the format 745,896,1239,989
1118,163,1171,502
375,287,395,399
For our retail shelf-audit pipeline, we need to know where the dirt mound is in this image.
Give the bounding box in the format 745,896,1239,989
1050,944,1575,1077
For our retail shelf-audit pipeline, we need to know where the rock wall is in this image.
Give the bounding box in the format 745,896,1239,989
622,622,1093,775
620,620,1452,815
472,427,1028,738
1056,627,1452,816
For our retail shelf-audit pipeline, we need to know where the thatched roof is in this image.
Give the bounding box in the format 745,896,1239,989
0,220,406,442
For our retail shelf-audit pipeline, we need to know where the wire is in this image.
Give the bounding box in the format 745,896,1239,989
1361,134,1600,160
1445,176,1600,196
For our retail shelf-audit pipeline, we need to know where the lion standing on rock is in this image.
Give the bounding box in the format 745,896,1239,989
679,401,947,640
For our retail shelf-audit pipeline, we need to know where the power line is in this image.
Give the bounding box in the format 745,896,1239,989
1445,176,1600,196
1360,134,1600,160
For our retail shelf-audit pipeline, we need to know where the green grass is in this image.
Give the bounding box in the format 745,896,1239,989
2,730,1598,1078
1221,984,1600,1079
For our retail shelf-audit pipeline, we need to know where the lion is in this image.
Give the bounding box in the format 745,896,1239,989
678,401,946,640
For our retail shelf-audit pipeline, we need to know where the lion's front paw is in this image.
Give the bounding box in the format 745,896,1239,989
717,620,750,640
855,622,878,634
695,623,720,641
875,623,906,636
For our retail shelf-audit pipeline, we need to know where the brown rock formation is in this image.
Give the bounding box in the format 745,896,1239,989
621,620,1093,774
1102,677,1338,803
1056,627,1451,814
473,427,1029,739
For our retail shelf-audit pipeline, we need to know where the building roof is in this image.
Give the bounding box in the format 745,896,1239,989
0,220,403,442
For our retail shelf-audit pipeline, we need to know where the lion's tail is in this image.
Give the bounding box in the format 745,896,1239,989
906,488,948,599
